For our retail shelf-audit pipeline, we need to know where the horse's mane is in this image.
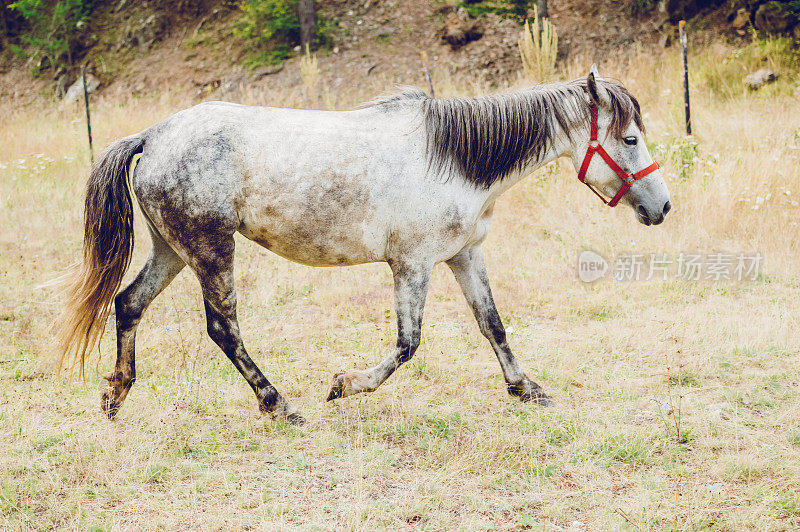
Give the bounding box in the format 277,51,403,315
371,79,644,188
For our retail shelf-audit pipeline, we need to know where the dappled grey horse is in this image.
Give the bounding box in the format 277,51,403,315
55,66,670,424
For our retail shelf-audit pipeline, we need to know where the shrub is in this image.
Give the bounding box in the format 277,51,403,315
8,0,93,73
459,0,532,23
234,0,334,67
518,6,558,81
235,0,301,45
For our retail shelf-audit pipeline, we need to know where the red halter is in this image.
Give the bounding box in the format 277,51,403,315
577,105,660,208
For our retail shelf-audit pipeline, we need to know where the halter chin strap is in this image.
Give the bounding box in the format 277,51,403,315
577,105,660,208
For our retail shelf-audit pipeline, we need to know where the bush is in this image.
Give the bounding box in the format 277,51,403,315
235,0,301,45
458,0,532,23
8,0,93,73
234,0,334,67
518,7,558,81
776,1,800,21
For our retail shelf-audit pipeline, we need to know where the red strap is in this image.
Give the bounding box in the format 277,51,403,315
595,144,629,182
578,105,661,208
633,161,660,180
607,181,631,207
577,146,595,184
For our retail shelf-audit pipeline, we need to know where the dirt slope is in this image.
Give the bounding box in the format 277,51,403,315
0,0,743,107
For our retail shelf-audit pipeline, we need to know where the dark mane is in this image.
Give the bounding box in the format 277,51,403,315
374,79,644,188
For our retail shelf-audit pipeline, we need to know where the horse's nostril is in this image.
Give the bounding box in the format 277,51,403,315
637,205,648,220
663,200,672,215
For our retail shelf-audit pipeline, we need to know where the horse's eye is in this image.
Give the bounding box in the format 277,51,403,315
623,136,638,146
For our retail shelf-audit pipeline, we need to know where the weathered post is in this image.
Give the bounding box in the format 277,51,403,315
420,51,435,98
537,0,548,40
679,20,691,135
299,0,316,51
82,63,94,164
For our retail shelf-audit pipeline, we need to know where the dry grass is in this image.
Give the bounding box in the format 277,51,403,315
1,41,799,530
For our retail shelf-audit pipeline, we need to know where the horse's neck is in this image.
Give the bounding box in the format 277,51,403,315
484,126,576,202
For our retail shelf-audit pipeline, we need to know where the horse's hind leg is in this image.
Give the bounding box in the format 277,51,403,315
102,228,185,419
190,235,304,424
446,245,551,406
327,260,431,400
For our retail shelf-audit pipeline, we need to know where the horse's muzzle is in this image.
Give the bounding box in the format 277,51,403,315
636,200,671,226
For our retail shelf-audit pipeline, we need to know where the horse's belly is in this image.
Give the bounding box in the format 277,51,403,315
241,223,384,267
238,196,386,267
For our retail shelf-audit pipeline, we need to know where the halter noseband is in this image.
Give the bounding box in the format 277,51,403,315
577,105,660,208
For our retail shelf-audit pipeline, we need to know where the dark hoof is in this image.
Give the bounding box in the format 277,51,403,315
508,379,552,406
259,402,306,425
531,395,554,407
100,387,121,420
326,372,345,402
286,412,306,426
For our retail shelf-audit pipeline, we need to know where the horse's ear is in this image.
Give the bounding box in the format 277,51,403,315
587,65,611,108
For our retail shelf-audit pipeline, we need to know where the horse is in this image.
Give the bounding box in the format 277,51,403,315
54,66,670,425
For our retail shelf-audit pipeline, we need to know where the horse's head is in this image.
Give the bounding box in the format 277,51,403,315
570,65,671,226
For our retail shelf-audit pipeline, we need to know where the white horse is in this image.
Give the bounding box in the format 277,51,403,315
55,66,670,424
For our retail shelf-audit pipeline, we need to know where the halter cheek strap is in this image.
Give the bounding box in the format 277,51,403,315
577,105,660,208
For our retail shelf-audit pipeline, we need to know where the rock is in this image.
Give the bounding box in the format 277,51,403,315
659,24,675,47
441,11,482,50
54,75,69,99
754,2,795,34
744,68,778,90
706,481,726,494
193,78,220,96
731,7,750,31
63,74,100,104
36,55,51,74
252,64,283,80
121,12,168,52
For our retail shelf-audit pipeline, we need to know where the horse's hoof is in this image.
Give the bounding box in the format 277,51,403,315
100,387,121,420
286,412,306,425
326,372,346,401
531,395,554,407
508,379,552,406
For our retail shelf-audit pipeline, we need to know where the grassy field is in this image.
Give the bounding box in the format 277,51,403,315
1,40,799,530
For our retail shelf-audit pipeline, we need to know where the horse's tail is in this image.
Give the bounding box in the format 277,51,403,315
52,135,144,377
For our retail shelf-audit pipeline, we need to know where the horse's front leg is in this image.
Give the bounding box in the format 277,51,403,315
326,260,431,401
446,245,552,406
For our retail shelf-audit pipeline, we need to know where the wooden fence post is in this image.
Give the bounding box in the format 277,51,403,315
420,51,435,98
82,63,94,164
537,0,548,40
679,20,691,135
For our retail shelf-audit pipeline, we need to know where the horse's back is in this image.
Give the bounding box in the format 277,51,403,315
132,100,479,268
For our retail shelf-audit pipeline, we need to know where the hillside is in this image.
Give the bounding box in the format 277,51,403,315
1,0,793,108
